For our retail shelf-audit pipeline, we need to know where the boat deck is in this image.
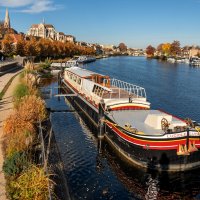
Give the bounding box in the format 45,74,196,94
102,87,139,99
106,110,187,136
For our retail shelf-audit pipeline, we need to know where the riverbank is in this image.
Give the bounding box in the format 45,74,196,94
0,73,21,200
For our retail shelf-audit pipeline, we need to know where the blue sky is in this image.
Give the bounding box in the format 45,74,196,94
0,0,200,48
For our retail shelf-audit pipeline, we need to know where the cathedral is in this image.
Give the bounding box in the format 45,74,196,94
27,20,75,43
4,8,11,29
0,8,11,29
0,8,17,38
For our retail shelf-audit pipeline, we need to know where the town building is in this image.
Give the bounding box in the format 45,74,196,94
189,47,200,58
27,20,75,43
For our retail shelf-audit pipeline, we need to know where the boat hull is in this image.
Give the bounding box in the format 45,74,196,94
61,80,200,172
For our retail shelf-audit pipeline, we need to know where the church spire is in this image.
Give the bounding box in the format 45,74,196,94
4,8,11,29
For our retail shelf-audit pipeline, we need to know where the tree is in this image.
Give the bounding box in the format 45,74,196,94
118,43,127,52
157,43,163,54
2,34,14,56
170,40,181,57
162,43,171,56
15,38,25,56
146,45,155,57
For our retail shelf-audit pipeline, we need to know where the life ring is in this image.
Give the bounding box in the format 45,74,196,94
161,118,169,131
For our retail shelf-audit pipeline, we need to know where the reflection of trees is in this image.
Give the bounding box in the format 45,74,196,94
40,76,57,87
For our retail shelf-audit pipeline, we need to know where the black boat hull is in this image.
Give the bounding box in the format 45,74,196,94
61,81,200,171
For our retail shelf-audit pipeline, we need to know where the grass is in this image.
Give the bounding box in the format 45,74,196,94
2,63,53,199
9,165,52,200
13,83,29,106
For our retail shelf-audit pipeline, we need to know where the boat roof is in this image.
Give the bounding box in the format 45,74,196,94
66,67,105,78
106,110,186,136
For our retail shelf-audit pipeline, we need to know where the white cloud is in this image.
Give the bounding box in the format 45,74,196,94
0,0,63,13
21,0,62,13
0,0,34,7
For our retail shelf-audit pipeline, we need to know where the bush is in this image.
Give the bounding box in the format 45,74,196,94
9,165,52,200
3,113,36,157
5,130,35,157
3,152,29,177
17,95,47,123
3,112,35,136
39,58,51,70
24,61,36,71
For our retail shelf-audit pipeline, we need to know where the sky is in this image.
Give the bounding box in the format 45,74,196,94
0,0,200,48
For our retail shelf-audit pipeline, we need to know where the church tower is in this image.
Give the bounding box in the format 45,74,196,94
4,8,11,29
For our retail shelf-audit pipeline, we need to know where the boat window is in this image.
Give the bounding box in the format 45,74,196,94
69,73,72,79
92,85,97,93
100,77,104,84
73,75,77,82
92,85,105,97
77,78,81,85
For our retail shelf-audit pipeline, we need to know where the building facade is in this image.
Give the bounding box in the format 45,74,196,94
27,21,75,43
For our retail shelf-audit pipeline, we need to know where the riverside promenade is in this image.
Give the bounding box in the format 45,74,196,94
0,70,22,199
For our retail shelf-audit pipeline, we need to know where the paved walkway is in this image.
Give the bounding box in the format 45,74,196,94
0,70,21,200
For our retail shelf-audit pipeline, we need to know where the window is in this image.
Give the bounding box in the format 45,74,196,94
77,78,81,85
73,75,77,82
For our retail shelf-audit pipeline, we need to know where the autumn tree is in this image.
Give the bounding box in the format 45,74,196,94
15,38,25,56
24,38,39,57
162,43,171,56
118,43,127,52
157,43,163,54
146,45,155,57
170,40,181,57
2,34,14,56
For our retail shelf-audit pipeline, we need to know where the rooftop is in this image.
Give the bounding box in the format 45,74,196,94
66,66,103,77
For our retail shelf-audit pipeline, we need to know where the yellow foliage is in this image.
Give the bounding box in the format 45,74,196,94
3,112,35,136
6,130,35,157
162,43,171,55
3,112,36,157
17,95,47,123
24,61,36,71
10,165,52,200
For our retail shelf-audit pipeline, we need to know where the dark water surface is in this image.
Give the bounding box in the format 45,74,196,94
43,57,200,200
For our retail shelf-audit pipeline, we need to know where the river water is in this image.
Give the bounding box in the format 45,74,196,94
43,57,200,200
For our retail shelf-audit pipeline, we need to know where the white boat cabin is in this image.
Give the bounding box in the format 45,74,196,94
64,67,150,109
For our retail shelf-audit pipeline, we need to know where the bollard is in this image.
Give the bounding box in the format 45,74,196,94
98,99,105,138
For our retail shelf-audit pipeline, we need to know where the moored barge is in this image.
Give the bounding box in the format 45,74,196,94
61,66,200,172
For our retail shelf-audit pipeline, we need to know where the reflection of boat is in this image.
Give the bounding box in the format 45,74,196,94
61,66,200,172
100,139,200,199
167,58,175,63
190,57,200,66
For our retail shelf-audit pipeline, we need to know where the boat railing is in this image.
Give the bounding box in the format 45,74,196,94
107,78,146,99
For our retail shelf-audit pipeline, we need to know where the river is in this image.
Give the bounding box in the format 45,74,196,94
42,56,200,200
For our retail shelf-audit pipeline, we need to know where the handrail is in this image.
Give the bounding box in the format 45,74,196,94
109,78,146,99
